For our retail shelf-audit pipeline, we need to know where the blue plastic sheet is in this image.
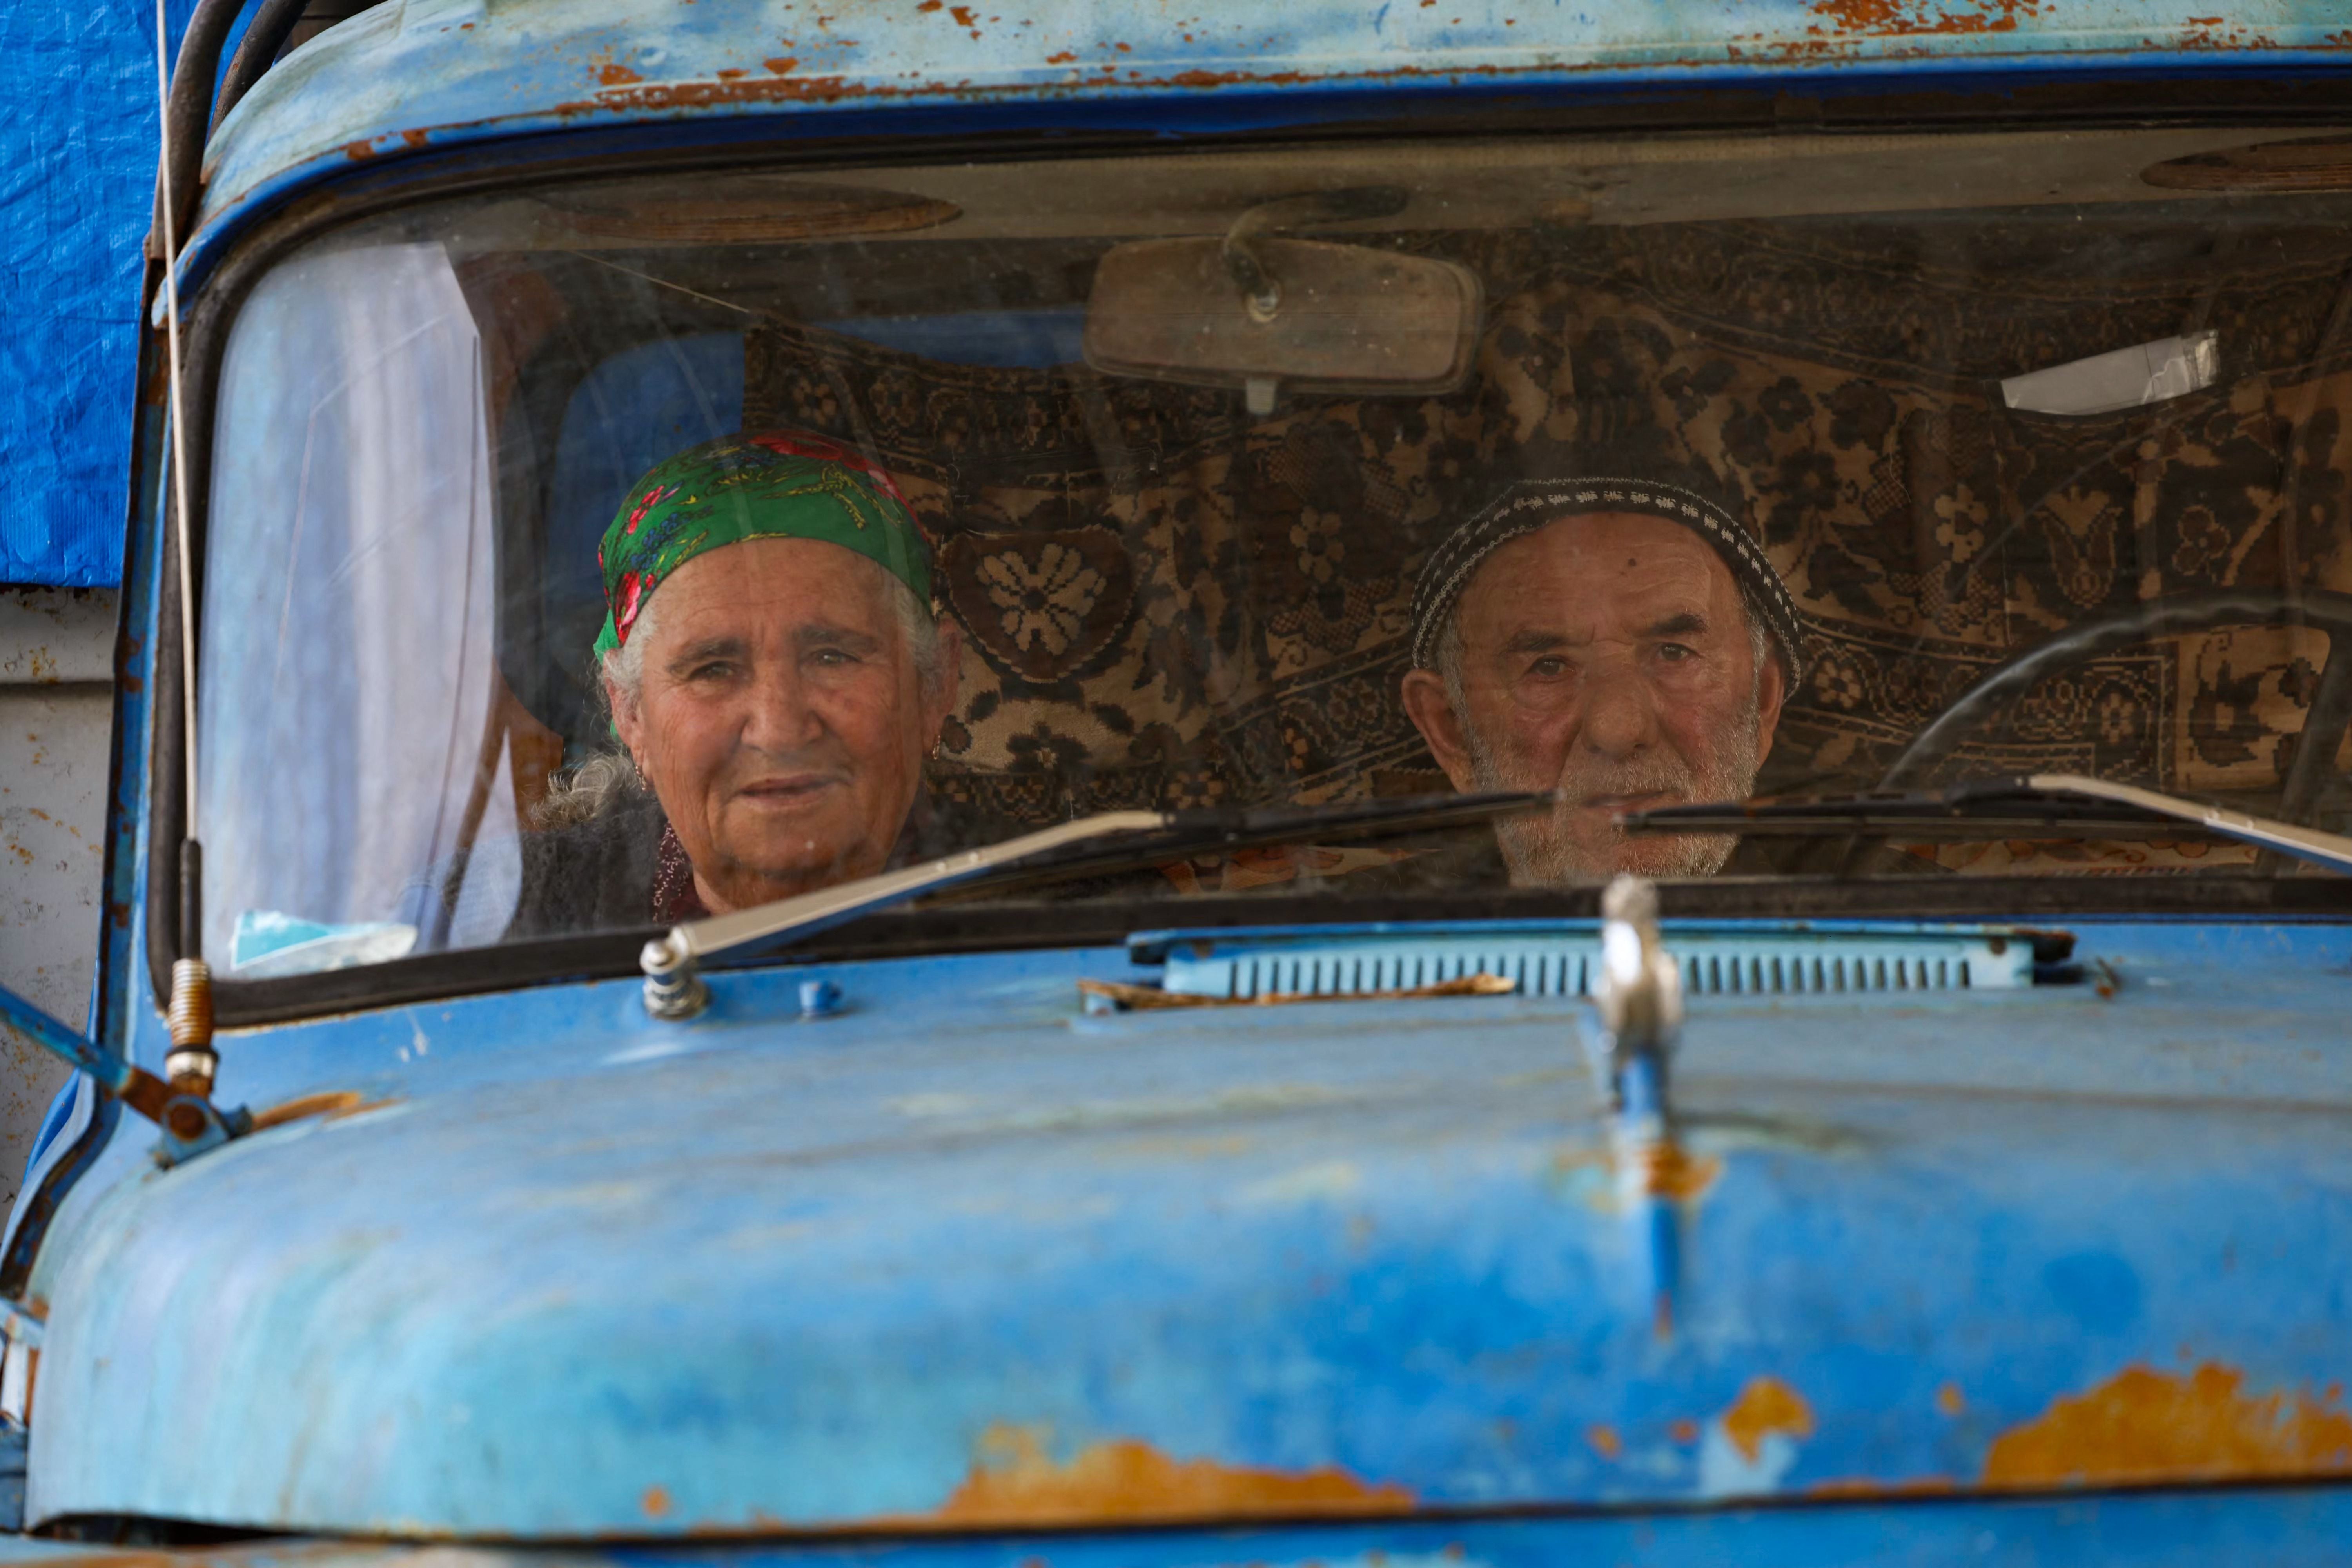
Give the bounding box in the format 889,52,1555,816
0,1,203,587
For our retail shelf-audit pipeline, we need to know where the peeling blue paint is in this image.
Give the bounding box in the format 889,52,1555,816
15,918,2352,1534
172,0,2352,297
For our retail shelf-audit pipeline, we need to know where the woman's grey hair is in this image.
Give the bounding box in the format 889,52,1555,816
533,569,948,830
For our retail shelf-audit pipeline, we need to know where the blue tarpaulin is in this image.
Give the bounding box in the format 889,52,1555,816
0,2,203,587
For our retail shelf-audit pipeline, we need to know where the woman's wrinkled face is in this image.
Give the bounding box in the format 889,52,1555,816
610,537,958,913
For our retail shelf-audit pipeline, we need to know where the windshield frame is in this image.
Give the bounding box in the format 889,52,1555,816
145,71,2352,1029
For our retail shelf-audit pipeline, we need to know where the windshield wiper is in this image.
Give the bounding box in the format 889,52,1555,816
638,789,1555,1018
1619,773,2352,875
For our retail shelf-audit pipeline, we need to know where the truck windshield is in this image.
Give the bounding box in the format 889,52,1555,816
196,130,2352,976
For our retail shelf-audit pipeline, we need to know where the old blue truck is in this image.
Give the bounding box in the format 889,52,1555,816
2,0,2352,1562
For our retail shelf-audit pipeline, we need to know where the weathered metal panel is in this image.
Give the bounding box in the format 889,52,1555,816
19,915,2352,1536
0,590,114,1210
185,0,2352,289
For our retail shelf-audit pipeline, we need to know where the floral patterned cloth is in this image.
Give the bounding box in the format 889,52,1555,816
592,429,933,664
722,216,2352,852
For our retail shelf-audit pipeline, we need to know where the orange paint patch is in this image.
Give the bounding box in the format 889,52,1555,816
1721,1376,1816,1462
1936,1382,1966,1416
916,1426,1414,1526
1586,1425,1622,1460
641,1486,672,1518
1984,1363,2352,1488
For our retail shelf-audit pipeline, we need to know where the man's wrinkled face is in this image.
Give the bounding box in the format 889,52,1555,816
611,537,958,914
1401,511,1786,884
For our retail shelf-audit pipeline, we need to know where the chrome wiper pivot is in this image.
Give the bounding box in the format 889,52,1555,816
641,812,1172,1019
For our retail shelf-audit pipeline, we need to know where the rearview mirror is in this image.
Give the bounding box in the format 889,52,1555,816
1084,235,1483,415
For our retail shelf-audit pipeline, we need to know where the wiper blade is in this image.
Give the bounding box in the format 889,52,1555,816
942,788,1557,898
1620,773,2352,875
638,790,1554,1017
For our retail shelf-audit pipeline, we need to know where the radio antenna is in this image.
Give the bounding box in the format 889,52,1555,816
153,0,216,1093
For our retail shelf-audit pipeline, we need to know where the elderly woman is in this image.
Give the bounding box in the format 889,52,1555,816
514,431,963,934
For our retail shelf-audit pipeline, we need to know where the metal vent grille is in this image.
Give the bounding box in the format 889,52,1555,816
1143,924,2035,1001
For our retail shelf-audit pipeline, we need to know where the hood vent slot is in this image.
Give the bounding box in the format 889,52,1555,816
1131,923,2040,1001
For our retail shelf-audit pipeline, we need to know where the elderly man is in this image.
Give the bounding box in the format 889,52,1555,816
1399,463,1804,884
514,431,962,933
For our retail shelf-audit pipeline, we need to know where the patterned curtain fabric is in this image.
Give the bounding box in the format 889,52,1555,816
743,220,2352,829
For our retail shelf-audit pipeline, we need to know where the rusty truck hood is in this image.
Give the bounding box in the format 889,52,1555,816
20,919,2352,1535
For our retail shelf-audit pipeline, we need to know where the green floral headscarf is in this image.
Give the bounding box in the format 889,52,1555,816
593,431,932,661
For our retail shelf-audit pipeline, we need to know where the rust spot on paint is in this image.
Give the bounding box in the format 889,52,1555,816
1721,1376,1815,1463
1646,1142,1721,1202
917,1,944,11
1045,49,1077,61
1984,1363,2352,1488
559,52,1683,122
599,62,644,84
642,1486,672,1518
717,67,748,79
1808,1474,1958,1497
1805,0,2036,34
950,6,977,24
1586,1424,1621,1460
401,129,430,148
1669,1418,1699,1443
344,140,377,161
565,74,874,111
909,1426,1414,1526
1937,1382,1966,1416
765,56,799,73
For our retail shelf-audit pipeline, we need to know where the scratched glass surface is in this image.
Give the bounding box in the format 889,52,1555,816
194,130,2352,973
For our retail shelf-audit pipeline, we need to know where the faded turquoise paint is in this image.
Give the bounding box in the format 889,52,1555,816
180,0,2352,290
21,916,2352,1534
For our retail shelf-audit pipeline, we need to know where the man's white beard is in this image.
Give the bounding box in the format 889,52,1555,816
1464,700,1765,885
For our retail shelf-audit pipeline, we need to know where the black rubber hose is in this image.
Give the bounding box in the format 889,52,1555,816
211,0,313,132
148,0,252,262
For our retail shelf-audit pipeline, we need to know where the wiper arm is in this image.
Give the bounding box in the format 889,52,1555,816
639,789,1555,1018
1619,773,2352,875
938,788,1556,898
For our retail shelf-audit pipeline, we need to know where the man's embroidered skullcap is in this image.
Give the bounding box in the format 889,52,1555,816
1409,458,1804,677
